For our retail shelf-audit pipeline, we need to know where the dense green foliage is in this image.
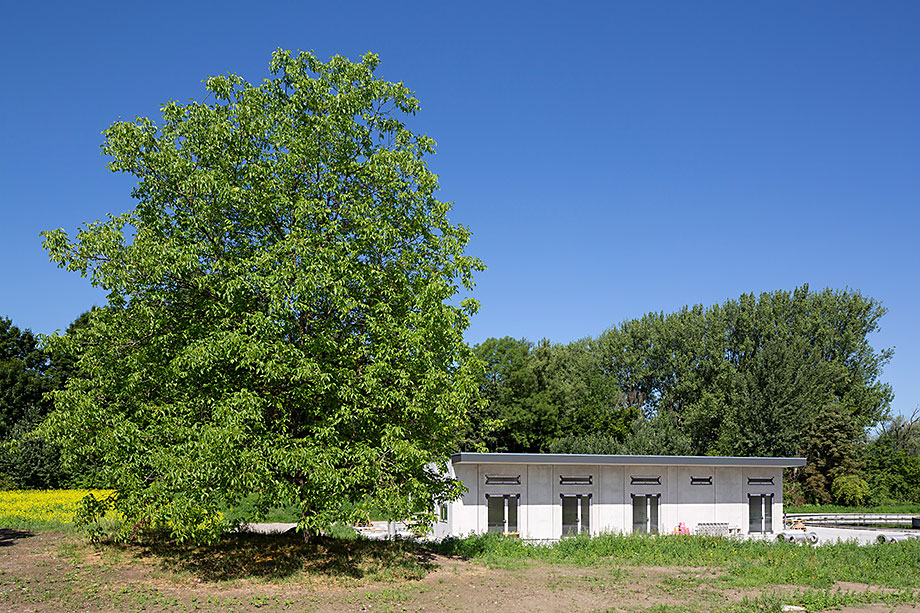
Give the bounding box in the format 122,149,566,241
463,337,636,452
0,315,92,489
0,318,52,437
862,410,920,504
468,286,903,503
39,49,482,543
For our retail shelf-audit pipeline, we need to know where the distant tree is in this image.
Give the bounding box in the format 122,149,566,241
40,49,482,543
466,337,634,453
863,409,920,504
615,411,694,456
873,408,920,456
463,337,534,451
0,312,94,489
46,309,94,388
0,416,65,489
0,318,52,438
592,285,892,501
546,433,622,455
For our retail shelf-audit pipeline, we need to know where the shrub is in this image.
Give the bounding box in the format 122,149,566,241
832,474,871,507
0,416,68,489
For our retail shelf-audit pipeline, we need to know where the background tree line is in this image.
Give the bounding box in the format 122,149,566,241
3,285,917,508
0,313,91,489
463,285,919,506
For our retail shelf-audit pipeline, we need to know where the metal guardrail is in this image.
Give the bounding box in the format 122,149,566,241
784,513,918,527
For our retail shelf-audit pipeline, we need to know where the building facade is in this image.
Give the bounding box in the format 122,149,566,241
433,453,806,540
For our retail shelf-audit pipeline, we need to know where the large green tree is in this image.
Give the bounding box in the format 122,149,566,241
466,337,634,453
593,285,892,501
40,50,482,542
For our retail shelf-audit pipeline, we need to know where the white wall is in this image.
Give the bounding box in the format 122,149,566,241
445,462,787,539
431,461,456,540
451,463,480,536
675,466,716,530
596,465,625,534
714,467,743,529
526,464,553,538
742,467,783,533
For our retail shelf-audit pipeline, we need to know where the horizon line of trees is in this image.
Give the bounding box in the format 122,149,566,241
3,284,918,508
0,311,92,489
463,284,919,506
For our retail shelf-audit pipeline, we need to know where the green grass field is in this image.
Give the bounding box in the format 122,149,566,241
3,490,920,611
433,531,920,589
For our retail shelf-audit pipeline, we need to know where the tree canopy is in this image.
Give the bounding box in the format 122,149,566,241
468,286,894,503
40,49,482,542
0,314,93,489
464,337,636,453
0,317,52,438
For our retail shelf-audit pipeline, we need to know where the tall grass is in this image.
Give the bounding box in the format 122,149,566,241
733,588,920,612
433,532,920,588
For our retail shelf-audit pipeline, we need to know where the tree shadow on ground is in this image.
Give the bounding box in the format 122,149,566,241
0,529,36,547
111,532,437,583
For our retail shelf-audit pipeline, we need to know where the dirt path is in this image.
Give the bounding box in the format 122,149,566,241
1,530,917,612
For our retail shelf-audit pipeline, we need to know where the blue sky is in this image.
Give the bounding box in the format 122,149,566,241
1,1,917,417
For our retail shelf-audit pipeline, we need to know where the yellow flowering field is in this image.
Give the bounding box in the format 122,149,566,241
0,489,114,528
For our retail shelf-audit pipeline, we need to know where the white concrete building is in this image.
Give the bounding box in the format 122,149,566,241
432,453,806,540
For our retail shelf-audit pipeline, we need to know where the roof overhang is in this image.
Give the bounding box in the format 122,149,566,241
451,452,806,468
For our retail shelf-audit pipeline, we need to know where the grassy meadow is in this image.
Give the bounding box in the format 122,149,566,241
3,490,920,611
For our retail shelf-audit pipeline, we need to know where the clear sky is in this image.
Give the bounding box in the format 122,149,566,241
1,1,917,417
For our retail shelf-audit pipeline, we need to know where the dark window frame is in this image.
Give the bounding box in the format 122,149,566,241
747,493,775,533
560,493,592,536
559,475,593,485
485,493,521,536
630,493,661,534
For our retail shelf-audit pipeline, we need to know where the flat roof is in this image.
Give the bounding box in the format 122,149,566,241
451,452,806,468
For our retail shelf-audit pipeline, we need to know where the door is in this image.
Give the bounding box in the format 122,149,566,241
632,494,660,534
748,494,773,533
561,494,590,536
486,494,519,535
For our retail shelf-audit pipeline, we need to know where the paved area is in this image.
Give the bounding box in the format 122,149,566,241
245,520,415,539
243,522,918,546
772,525,919,545
802,525,917,545
244,522,297,534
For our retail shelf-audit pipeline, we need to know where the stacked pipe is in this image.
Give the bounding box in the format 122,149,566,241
778,532,819,544
876,533,919,543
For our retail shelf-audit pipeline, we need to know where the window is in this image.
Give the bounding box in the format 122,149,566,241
561,494,591,535
690,476,712,486
559,475,592,485
631,494,660,534
440,504,448,522
630,476,661,485
486,494,519,535
747,477,774,486
485,474,521,485
748,494,774,533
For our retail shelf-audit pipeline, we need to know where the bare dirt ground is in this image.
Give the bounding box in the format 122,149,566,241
1,530,917,612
